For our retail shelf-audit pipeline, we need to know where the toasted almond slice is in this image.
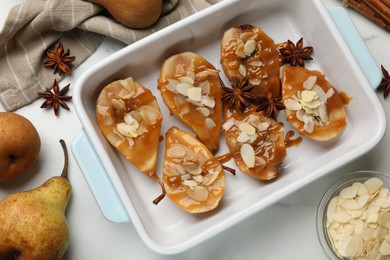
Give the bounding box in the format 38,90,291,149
345,235,364,257
205,118,216,129
333,212,351,223
248,60,263,67
244,39,257,56
176,82,193,96
222,119,235,131
187,87,202,102
166,79,179,92
240,143,255,168
378,213,390,228
301,90,318,103
249,78,261,85
201,96,216,108
364,178,384,195
239,122,256,135
178,76,195,85
187,186,209,202
183,180,198,188
340,186,359,199
284,99,302,111
303,75,317,90
237,132,250,143
111,98,126,112
198,81,211,94
139,106,161,125
120,77,136,93
116,123,138,138
380,240,390,255
196,107,211,117
239,64,247,77
239,31,256,42
167,145,187,158
313,84,328,103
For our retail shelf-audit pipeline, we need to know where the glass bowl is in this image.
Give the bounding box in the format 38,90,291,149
316,170,390,259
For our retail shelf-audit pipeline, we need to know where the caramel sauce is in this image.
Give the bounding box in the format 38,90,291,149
220,26,281,98
96,79,162,179
158,53,222,153
223,106,286,180
163,127,225,213
282,67,346,141
216,153,232,164
339,91,352,105
284,130,303,148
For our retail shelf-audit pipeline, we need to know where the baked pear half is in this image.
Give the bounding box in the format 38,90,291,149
163,126,225,213
223,106,286,180
220,24,281,98
282,66,346,141
158,52,223,153
96,77,165,203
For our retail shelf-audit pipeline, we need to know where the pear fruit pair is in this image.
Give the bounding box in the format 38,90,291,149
0,140,71,260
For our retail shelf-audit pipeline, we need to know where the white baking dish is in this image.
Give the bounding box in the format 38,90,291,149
72,0,386,254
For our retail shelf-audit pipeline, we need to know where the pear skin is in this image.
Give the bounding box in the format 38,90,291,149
87,0,163,29
0,140,71,260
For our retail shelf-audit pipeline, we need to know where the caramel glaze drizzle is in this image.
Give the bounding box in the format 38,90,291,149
216,153,236,175
284,130,303,148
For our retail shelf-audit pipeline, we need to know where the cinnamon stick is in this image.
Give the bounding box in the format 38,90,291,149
343,0,390,31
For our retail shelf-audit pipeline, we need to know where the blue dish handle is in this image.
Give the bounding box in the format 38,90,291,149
71,130,130,223
71,7,381,224
328,7,382,89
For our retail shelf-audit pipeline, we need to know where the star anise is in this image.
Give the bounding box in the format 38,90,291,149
43,41,75,76
378,65,390,98
38,79,72,116
255,92,285,121
222,77,256,113
279,37,313,67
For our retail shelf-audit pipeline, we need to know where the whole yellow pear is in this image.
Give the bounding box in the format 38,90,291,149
0,140,71,260
87,0,163,29
0,112,41,181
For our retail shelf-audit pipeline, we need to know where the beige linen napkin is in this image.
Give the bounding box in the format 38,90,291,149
0,0,220,111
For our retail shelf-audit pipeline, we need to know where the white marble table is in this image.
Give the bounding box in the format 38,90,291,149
1,0,389,259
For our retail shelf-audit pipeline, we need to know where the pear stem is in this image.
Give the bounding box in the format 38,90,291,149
59,139,68,179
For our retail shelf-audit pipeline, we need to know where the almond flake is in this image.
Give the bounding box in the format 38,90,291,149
187,186,209,201
301,90,318,103
196,107,211,117
239,32,256,42
284,99,302,111
340,186,359,199
187,87,202,102
167,145,187,158
237,132,250,143
303,75,317,90
201,96,215,108
176,83,193,96
240,143,255,168
364,178,384,195
239,64,247,77
239,122,256,135
223,119,235,131
205,118,216,129
178,76,195,85
244,39,256,56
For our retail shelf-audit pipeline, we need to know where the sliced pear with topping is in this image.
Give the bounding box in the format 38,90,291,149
282,66,346,141
220,24,281,98
223,106,286,180
158,52,223,153
96,77,165,203
163,126,225,213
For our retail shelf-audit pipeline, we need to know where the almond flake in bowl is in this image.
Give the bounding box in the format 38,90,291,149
317,171,390,259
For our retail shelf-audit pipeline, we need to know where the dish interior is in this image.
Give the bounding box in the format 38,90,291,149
74,0,385,252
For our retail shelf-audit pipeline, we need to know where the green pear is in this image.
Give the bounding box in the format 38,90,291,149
0,140,71,260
